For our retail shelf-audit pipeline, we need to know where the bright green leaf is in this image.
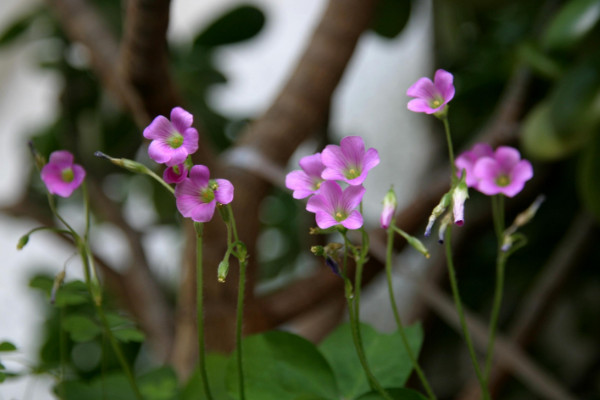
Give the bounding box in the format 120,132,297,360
183,353,233,400
0,372,5,383
226,331,339,400
0,342,17,352
356,388,428,400
319,322,423,399
58,373,138,400
577,132,600,222
194,5,266,48
543,0,600,50
139,366,179,400
62,315,101,342
112,328,145,343
370,0,411,39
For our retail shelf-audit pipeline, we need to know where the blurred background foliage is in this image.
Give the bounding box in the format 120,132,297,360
1,0,600,399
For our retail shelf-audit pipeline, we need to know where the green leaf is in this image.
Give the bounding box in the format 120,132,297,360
183,353,234,400
0,342,17,352
226,331,339,400
543,0,600,50
57,373,138,400
104,312,145,343
139,366,179,400
0,9,41,47
62,314,101,342
194,5,266,48
319,322,423,399
0,372,5,383
577,132,600,222
355,388,428,400
370,0,411,39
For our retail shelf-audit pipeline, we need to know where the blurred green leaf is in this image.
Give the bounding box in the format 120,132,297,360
62,314,101,342
517,42,563,79
194,5,265,48
543,0,600,50
139,366,179,400
58,373,137,400
521,100,588,160
0,9,41,47
319,322,423,399
226,331,339,400
0,342,17,352
356,388,428,400
370,0,411,39
577,132,600,222
183,353,233,400
0,372,5,383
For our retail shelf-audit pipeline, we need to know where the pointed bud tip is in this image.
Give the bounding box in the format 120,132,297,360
94,151,109,159
455,220,464,226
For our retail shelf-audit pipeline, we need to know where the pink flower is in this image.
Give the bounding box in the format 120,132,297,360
455,143,494,189
321,136,380,186
40,151,86,198
406,69,455,115
143,107,199,166
306,181,365,230
285,153,325,199
380,188,397,229
472,146,533,197
175,165,234,222
163,163,188,184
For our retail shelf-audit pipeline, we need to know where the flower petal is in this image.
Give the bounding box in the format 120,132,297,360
340,136,366,167
407,98,435,114
148,140,172,164
182,127,199,155
48,150,74,166
143,116,173,140
170,107,193,134
494,146,521,171
342,210,363,230
298,153,324,178
314,211,338,229
286,170,316,199
341,185,365,213
215,179,234,204
189,165,210,187
433,69,455,102
406,77,437,100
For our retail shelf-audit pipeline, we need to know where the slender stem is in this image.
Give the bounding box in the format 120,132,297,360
485,195,507,379
226,205,247,400
59,306,67,400
385,226,436,400
194,223,213,400
78,241,142,399
444,227,490,399
442,116,457,183
146,168,175,195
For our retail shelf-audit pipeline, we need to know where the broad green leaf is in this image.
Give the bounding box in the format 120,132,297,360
0,342,17,352
371,0,411,39
57,373,137,400
112,328,145,343
577,132,600,222
0,9,41,47
29,276,89,307
62,314,101,342
139,366,179,400
194,5,266,48
0,372,5,383
543,0,600,50
521,101,586,160
183,353,233,400
226,331,339,400
319,322,423,399
356,388,428,400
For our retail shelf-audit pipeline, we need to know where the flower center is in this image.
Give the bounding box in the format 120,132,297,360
496,174,510,187
431,99,441,108
61,167,74,183
199,187,215,203
313,180,323,191
167,132,184,149
172,165,181,175
334,211,347,222
345,167,360,180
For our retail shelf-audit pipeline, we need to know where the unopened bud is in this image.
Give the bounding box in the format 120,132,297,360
325,256,341,276
50,270,66,305
28,141,46,171
16,234,29,250
311,246,325,257
438,212,453,244
380,187,397,229
217,260,229,283
452,178,469,226
514,194,545,228
94,151,148,174
425,191,452,236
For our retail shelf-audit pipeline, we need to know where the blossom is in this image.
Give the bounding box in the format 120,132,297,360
40,150,86,197
175,165,233,222
306,181,365,230
285,153,325,199
321,136,380,185
472,146,533,197
406,69,455,115
163,163,188,184
455,143,494,188
380,188,397,229
143,107,199,166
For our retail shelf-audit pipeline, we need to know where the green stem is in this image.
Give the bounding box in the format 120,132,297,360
442,116,457,183
194,223,213,400
59,306,67,400
485,195,507,380
78,241,142,400
226,205,247,400
385,226,436,400
444,227,489,399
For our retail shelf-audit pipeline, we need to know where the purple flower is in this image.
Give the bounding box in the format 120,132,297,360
163,163,188,184
40,150,86,198
306,181,365,230
321,136,380,185
406,69,455,115
472,146,533,197
285,153,326,199
175,165,234,222
380,188,397,229
143,107,199,166
455,143,494,188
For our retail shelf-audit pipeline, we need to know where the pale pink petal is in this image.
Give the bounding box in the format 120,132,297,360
407,98,435,113
286,170,315,199
189,200,216,222
473,157,500,181
182,127,199,155
166,146,190,166
148,140,172,164
143,116,173,140
342,210,363,230
189,165,210,187
48,150,74,166
298,153,324,177
340,136,366,167
494,146,521,171
341,185,365,212
434,69,455,102
362,148,380,173
306,194,327,214
406,77,437,99
170,107,193,134
215,179,234,204
510,160,533,184
315,211,338,229
163,164,187,184
321,145,347,180
71,164,86,188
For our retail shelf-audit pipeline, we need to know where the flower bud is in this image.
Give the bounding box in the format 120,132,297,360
50,270,66,305
452,178,469,226
310,245,325,257
380,187,397,229
217,260,230,283
425,191,452,236
16,234,29,250
438,212,453,244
